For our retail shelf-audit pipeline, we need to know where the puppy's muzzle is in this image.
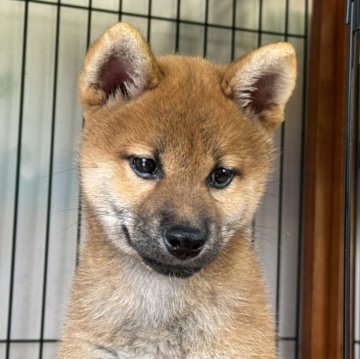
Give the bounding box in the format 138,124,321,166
164,225,207,260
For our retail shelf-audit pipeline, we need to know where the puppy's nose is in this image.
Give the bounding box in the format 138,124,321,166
164,226,206,260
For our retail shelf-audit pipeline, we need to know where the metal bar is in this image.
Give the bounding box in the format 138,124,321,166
118,0,122,21
175,0,181,52
5,2,29,358
251,0,266,241
147,0,152,43
1,339,58,344
284,0,290,40
12,0,306,39
356,129,360,359
295,1,309,357
38,1,61,357
76,0,92,266
257,0,263,46
203,0,209,57
86,1,93,66
347,0,352,25
354,80,359,359
230,0,237,61
344,2,356,357
275,0,290,347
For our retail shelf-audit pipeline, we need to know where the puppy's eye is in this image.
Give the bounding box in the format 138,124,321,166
130,157,159,179
209,167,234,189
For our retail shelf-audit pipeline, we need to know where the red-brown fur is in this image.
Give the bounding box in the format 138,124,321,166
59,23,296,358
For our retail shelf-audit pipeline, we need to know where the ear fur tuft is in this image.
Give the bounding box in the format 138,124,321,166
79,22,162,109
222,43,297,131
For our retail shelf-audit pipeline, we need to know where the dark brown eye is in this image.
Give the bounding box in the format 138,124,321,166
131,157,159,179
209,167,234,189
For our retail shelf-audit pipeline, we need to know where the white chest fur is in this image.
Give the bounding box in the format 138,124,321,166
88,267,229,358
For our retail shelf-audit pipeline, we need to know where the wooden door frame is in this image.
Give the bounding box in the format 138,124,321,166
301,0,349,358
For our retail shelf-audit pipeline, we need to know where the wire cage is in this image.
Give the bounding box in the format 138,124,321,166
5,0,358,358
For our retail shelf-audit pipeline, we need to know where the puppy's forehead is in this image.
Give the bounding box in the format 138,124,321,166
95,56,265,164
155,56,226,113
138,57,248,151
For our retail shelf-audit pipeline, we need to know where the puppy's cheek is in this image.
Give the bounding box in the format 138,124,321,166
214,201,248,245
220,223,240,245
81,167,139,255
215,191,247,228
215,179,265,229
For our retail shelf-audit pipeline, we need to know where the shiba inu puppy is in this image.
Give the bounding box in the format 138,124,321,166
59,23,296,358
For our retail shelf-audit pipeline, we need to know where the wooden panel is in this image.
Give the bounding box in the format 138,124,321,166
301,0,348,358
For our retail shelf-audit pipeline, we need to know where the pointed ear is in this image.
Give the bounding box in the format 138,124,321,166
221,43,296,131
79,22,162,109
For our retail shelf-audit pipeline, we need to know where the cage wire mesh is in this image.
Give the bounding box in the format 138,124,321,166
0,0,310,358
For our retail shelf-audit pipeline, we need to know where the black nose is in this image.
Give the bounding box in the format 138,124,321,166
164,226,206,260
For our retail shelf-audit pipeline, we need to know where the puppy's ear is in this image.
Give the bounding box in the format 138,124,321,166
79,22,162,109
222,43,296,131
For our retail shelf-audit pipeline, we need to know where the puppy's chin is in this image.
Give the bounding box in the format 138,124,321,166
141,257,202,278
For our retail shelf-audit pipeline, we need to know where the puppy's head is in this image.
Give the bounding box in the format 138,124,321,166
79,23,296,278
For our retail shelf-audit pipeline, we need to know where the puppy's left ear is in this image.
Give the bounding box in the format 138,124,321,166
222,43,296,131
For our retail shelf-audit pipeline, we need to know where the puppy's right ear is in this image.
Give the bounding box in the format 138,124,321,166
79,23,162,109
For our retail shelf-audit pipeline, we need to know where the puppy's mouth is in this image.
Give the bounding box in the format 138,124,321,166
142,257,202,278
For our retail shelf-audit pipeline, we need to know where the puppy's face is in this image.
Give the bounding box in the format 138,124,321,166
79,23,296,277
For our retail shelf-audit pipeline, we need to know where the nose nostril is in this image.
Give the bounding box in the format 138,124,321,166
168,238,181,249
191,241,204,252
